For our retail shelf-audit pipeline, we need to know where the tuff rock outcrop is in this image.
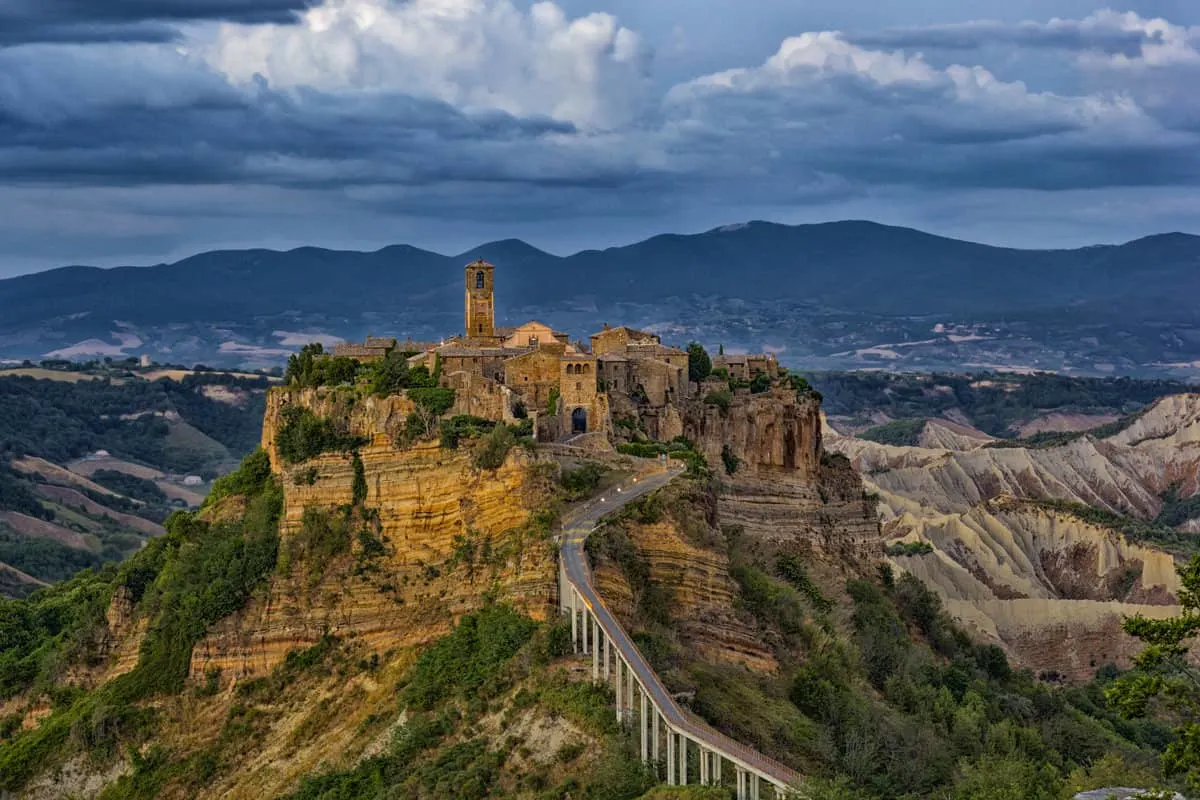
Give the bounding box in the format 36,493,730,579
191,388,559,684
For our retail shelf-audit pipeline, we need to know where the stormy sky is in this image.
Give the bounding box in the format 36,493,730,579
1,0,1198,276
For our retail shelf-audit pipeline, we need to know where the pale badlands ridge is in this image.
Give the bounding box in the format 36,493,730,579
825,394,1200,679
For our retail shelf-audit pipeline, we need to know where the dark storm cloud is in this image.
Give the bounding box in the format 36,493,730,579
0,0,314,45
1,0,1199,275
0,64,612,197
847,18,1159,57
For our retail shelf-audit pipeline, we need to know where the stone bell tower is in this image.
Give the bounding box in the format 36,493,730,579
464,259,495,342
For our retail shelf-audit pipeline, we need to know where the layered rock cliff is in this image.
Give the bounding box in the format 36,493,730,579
192,387,559,684
683,388,880,564
589,481,778,672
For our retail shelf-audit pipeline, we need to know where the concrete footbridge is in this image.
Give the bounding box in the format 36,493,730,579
557,462,803,799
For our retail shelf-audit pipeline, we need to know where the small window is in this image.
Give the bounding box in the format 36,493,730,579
475,271,484,289
523,376,529,382
529,336,538,346
576,382,581,390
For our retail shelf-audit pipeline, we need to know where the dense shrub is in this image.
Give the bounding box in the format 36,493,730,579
616,442,666,458
885,541,934,557
702,390,732,412
275,408,365,465
205,448,272,507
407,387,455,416
687,343,712,383
472,425,516,471
721,444,741,475
400,604,538,711
860,419,927,447
560,463,606,500
439,415,495,450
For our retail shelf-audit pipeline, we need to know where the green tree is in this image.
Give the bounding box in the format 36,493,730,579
368,351,410,396
950,754,1061,800
687,342,712,384
284,343,324,386
1108,553,1200,793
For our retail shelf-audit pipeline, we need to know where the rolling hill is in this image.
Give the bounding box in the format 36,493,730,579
2,220,1199,374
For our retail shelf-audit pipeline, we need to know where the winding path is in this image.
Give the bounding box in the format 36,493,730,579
557,463,803,798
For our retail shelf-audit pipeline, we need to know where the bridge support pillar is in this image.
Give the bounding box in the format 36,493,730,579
591,618,599,680
652,710,660,765
678,734,687,785
626,666,634,719
750,773,760,800
666,728,676,785
570,590,578,654
603,634,611,682
639,690,648,762
714,755,721,784
736,767,746,800
699,746,709,785
582,601,590,655
614,656,624,723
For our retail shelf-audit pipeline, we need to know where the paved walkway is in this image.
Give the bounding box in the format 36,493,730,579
558,464,803,793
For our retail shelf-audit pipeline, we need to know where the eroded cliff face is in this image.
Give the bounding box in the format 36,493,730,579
825,394,1200,678
192,387,559,684
685,388,823,479
261,387,416,468
590,482,778,672
682,389,880,564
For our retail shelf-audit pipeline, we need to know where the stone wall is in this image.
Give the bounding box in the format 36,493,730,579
444,371,517,422
504,348,563,408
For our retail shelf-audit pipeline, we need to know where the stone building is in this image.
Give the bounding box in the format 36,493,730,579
464,260,501,344
332,336,397,361
332,336,437,362
590,324,659,356
559,354,600,434
713,353,779,381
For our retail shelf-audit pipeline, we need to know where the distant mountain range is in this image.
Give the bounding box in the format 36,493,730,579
3,220,1199,376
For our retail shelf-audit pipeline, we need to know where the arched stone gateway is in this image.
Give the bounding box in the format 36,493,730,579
571,407,588,434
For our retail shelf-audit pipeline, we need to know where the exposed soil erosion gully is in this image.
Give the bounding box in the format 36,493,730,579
558,463,802,796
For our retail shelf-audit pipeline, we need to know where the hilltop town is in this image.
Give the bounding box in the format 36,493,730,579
328,259,779,447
